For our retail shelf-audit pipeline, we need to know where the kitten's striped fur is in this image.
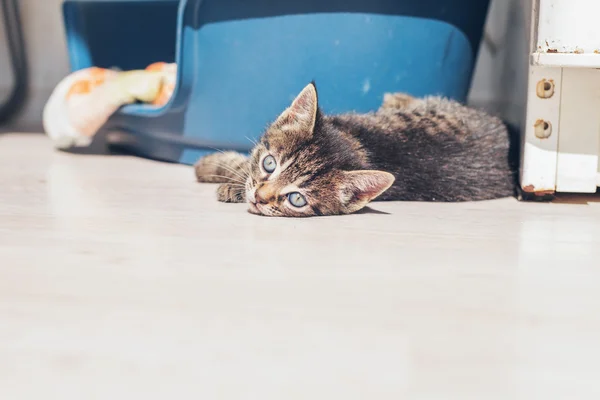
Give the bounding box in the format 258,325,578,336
194,83,515,217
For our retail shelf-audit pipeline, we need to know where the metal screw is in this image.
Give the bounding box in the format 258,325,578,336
534,119,552,139
536,79,555,99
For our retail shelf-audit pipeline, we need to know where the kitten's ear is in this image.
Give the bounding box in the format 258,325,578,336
339,170,395,213
275,82,319,135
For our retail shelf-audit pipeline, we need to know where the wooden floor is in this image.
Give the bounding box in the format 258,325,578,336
2,133,600,399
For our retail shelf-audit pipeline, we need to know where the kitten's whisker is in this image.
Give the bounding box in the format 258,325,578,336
211,161,249,179
244,135,258,146
204,162,249,181
201,146,250,179
206,147,226,155
205,160,248,176
200,174,247,185
238,162,252,178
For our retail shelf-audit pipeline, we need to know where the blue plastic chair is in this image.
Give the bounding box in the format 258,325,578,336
63,0,490,164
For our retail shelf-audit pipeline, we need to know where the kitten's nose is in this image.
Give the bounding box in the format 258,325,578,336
255,184,272,204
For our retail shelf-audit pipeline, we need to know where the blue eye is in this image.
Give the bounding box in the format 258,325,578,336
287,192,307,208
262,155,277,173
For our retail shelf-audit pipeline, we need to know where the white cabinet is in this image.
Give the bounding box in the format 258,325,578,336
520,0,600,196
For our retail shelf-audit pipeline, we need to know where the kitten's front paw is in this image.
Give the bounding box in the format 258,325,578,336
194,151,248,183
217,183,246,203
195,153,227,183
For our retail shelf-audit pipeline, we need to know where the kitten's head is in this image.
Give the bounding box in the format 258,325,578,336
245,82,394,217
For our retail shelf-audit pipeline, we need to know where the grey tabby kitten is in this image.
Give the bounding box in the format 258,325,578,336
194,82,515,217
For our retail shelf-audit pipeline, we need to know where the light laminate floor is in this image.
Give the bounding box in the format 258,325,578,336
1,133,600,399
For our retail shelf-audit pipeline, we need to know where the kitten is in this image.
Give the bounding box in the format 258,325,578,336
194,82,515,217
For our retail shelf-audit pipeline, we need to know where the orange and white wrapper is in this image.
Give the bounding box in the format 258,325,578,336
43,62,176,149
